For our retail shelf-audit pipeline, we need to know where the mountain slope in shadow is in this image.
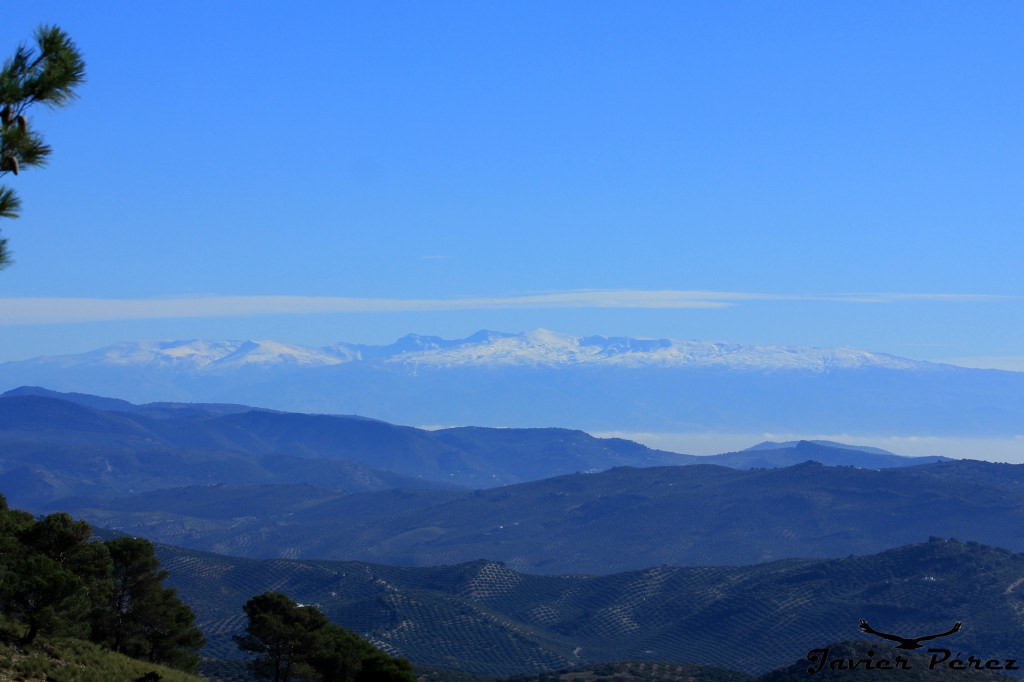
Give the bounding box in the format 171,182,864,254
155,538,1024,677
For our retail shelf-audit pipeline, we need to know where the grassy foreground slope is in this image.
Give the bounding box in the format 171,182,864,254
0,632,202,682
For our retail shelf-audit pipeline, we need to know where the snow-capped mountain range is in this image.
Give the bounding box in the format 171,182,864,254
45,329,927,373
1,330,1020,438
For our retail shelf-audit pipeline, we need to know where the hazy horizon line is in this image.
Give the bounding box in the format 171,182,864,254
0,289,1015,326
593,431,1024,463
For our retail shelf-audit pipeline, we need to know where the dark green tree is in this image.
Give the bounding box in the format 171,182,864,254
20,512,112,600
235,592,415,682
94,536,204,672
0,491,34,542
2,511,111,644
1,550,88,644
0,25,85,268
351,648,416,682
139,586,206,672
0,495,48,641
0,502,203,667
307,624,415,682
235,592,323,682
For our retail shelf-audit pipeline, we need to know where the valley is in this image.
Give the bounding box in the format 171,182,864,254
152,538,1024,677
2,5,1019,679
2,387,1022,678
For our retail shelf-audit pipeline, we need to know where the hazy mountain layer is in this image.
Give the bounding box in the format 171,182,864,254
0,390,690,507
3,330,1022,435
2,389,942,512
63,457,1024,574
0,389,973,576
5,330,928,372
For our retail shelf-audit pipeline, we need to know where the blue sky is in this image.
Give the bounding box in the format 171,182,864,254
0,1,1022,368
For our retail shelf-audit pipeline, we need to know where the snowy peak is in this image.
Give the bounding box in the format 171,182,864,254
208,340,348,369
2,331,1013,441
48,339,349,371
380,330,928,371
91,340,247,369
380,330,519,357
23,330,933,374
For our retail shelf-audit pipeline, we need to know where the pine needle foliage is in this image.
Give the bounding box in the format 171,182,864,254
235,592,416,682
0,495,204,673
0,25,85,269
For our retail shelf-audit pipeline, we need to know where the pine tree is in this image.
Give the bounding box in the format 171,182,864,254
0,25,85,268
0,500,203,669
2,551,89,644
235,592,415,682
94,536,204,672
234,592,322,682
3,511,112,644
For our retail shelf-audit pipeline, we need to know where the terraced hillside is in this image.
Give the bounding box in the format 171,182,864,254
503,655,1012,682
156,538,1024,677
500,661,755,681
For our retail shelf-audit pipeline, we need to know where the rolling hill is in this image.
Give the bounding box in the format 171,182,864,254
62,458,1024,574
0,389,942,512
154,538,1024,677
0,388,996,575
0,389,689,508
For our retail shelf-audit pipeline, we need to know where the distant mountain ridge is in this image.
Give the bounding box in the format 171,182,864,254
0,389,690,507
0,388,944,502
2,330,1021,437
9,329,930,372
718,440,944,469
745,439,895,455
0,388,955,574
74,457,1024,574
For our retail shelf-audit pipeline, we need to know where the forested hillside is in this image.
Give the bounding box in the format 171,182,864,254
155,538,1024,677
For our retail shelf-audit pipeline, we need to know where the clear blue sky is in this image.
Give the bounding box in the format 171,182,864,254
1,1,1022,367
